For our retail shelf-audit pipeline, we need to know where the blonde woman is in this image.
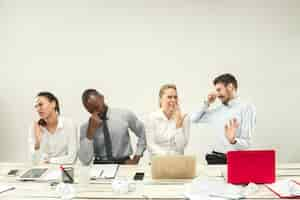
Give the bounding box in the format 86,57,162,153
145,84,190,157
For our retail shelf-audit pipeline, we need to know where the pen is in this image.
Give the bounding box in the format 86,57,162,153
99,169,104,178
0,187,15,194
209,193,245,200
60,165,74,183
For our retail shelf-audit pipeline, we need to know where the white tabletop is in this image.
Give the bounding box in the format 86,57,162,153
0,162,299,199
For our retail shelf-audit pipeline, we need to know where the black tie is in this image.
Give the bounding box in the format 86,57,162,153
100,107,113,160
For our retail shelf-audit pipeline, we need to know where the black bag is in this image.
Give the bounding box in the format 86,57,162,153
205,151,227,164
93,156,130,165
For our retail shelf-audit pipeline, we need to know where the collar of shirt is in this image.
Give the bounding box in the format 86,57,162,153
225,96,240,108
106,107,112,120
153,109,174,121
41,116,64,133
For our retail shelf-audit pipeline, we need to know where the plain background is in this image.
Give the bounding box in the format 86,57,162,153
0,0,299,163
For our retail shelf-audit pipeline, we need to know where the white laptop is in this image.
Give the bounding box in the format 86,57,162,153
151,155,196,179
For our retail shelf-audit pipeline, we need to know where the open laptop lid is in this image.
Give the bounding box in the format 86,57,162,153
227,150,275,184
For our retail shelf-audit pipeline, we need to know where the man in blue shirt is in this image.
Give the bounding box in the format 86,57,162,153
191,74,256,158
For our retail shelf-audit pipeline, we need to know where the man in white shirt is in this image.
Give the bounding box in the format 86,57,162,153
191,74,256,158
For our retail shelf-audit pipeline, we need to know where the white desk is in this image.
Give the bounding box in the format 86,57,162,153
0,162,299,199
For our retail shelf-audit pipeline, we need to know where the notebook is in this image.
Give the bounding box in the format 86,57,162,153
227,150,275,184
151,155,196,179
90,164,119,179
266,179,300,198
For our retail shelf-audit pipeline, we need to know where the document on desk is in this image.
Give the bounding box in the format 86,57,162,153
0,184,15,194
265,179,300,198
90,164,119,179
185,178,244,200
42,168,61,181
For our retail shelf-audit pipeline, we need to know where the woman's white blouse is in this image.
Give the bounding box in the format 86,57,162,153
28,116,78,164
145,109,190,157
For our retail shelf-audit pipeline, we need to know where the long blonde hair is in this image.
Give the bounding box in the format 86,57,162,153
159,84,177,107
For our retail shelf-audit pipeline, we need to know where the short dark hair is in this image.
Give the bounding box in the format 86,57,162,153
213,73,238,89
37,91,60,114
82,89,103,105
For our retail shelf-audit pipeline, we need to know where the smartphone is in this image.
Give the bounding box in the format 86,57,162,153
133,172,144,181
8,169,19,176
38,119,47,127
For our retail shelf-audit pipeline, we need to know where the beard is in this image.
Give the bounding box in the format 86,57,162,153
219,96,230,105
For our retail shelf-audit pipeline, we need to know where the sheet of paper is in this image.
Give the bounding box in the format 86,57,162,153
185,177,244,200
0,184,15,194
266,179,300,197
43,168,61,181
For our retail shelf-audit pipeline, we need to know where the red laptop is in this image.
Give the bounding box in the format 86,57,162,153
227,150,275,184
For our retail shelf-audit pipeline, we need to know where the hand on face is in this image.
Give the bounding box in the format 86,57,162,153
86,112,103,140
225,118,239,144
207,92,217,105
173,104,187,128
85,95,106,139
89,112,103,130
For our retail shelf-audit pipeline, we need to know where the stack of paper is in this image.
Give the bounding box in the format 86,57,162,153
185,177,244,200
266,179,300,198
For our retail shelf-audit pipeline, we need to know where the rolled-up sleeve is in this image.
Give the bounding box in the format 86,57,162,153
28,123,41,163
127,111,146,156
232,104,256,150
190,103,214,123
172,116,190,152
78,123,94,165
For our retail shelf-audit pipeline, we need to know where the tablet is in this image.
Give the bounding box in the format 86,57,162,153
18,168,48,181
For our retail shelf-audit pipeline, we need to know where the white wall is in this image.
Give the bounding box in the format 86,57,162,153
0,0,299,163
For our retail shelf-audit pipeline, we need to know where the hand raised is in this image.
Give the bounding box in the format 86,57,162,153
225,118,239,144
207,92,217,105
174,104,187,128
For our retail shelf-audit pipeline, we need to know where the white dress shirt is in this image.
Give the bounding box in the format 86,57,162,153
28,116,78,164
145,109,190,157
190,97,256,153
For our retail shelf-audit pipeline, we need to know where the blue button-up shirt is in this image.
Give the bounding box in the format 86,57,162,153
190,97,256,153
